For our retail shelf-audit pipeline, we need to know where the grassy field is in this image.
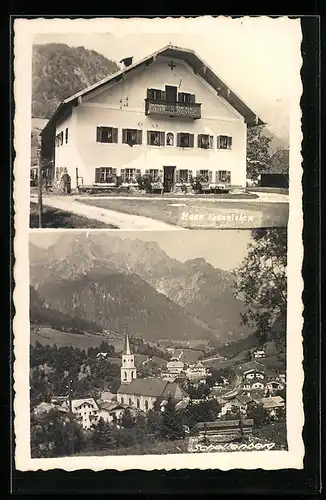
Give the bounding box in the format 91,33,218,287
76,198,289,229
75,438,189,456
31,326,125,351
30,202,118,229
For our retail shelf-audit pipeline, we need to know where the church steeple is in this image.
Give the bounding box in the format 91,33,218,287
121,330,136,384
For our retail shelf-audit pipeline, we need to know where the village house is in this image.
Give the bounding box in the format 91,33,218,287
40,44,264,193
186,361,208,382
242,378,266,391
242,368,265,381
266,380,285,393
96,401,130,424
253,348,266,359
61,397,100,430
259,396,285,418
116,332,188,412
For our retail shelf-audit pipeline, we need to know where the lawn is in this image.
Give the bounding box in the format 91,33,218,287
30,202,118,229
75,438,189,456
76,198,289,229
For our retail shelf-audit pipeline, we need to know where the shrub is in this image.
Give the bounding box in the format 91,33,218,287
136,174,153,193
191,176,203,193
180,182,188,194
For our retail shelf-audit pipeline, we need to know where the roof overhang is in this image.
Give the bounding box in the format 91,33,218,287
41,44,265,136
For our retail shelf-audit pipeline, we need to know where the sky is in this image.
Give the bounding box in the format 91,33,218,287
33,17,302,142
30,229,252,271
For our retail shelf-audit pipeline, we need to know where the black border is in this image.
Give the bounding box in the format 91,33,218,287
8,13,321,496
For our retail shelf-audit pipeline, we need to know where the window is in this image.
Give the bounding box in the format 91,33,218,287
145,169,159,181
147,131,165,146
124,168,136,182
129,398,132,405
217,135,232,150
137,399,140,409
121,397,124,404
166,133,174,146
218,170,231,183
147,88,164,100
55,131,64,147
122,129,142,146
96,126,118,144
95,167,117,183
144,400,149,411
200,170,209,182
60,131,63,146
177,133,194,148
65,128,68,144
123,371,127,380
178,169,189,183
198,134,214,149
178,92,195,103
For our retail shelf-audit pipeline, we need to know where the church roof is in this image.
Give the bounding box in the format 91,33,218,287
117,377,187,399
41,44,264,137
123,332,132,355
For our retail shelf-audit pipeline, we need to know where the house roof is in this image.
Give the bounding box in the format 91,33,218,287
260,396,285,408
41,44,265,136
63,398,99,412
117,377,187,399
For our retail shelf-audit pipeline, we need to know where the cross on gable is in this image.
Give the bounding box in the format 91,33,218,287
168,60,176,71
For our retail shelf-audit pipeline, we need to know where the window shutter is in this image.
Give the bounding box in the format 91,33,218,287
226,171,231,183
120,168,125,181
177,133,181,147
159,169,163,180
147,88,152,99
190,94,196,103
160,131,165,146
188,170,193,183
215,170,219,183
161,91,166,101
208,170,213,183
122,129,127,144
228,136,232,149
147,131,151,145
112,168,117,177
112,128,118,143
189,134,194,148
177,92,182,102
175,169,180,184
196,170,200,178
197,134,201,148
209,135,214,149
137,130,142,145
95,168,101,183
216,135,220,149
136,169,141,177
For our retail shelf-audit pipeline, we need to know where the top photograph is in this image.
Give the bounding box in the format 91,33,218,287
28,18,299,230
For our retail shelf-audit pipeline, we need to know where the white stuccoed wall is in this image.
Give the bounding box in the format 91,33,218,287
54,56,248,189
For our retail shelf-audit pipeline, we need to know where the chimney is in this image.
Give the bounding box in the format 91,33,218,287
119,57,133,69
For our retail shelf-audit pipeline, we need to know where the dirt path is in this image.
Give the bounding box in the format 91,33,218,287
31,194,186,230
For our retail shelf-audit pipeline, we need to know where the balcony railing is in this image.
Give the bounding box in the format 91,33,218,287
145,99,201,119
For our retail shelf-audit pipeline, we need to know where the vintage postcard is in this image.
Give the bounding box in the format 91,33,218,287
13,16,304,472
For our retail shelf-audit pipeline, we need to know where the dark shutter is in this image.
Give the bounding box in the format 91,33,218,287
122,129,127,144
136,169,141,176
161,91,166,101
208,170,213,183
197,134,201,148
226,171,231,183
216,135,220,149
95,168,101,183
112,168,117,177
175,170,180,184
96,127,102,142
209,136,214,149
227,136,232,149
137,130,143,144
190,94,196,103
177,133,181,147
65,128,68,143
188,170,193,183
160,131,165,146
120,168,125,181
147,131,151,145
189,134,194,148
112,128,118,143
215,171,219,183
147,88,152,99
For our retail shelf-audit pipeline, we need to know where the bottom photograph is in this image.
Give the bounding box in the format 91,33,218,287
29,228,287,457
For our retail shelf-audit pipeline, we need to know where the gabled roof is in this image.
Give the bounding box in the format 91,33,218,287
117,377,187,399
41,44,264,136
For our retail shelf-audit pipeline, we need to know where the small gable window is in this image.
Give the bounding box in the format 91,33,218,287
217,135,232,150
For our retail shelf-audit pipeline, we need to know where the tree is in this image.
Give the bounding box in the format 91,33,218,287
246,402,271,428
92,417,117,449
160,397,185,440
246,126,272,181
118,408,135,429
234,228,287,343
30,409,85,458
181,399,221,430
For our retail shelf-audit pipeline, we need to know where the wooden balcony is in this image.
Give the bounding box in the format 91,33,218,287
145,99,201,119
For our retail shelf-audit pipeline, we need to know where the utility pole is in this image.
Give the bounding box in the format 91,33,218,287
37,149,43,228
67,378,75,456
